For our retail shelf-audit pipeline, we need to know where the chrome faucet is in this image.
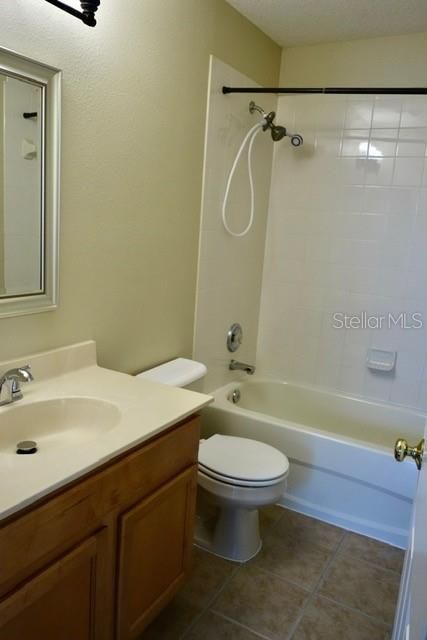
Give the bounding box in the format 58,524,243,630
229,360,255,375
0,365,34,406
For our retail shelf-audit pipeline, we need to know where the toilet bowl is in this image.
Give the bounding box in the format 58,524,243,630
137,359,289,563
196,434,289,562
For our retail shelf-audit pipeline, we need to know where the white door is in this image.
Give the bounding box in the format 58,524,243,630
392,428,427,640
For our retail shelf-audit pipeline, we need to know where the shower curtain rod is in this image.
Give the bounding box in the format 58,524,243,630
222,86,427,95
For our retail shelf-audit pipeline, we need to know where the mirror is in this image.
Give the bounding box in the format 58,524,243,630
0,47,60,317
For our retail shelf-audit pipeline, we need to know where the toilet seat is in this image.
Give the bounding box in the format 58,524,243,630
198,465,287,488
198,435,289,488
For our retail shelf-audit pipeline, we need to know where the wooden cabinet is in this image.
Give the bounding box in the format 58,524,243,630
0,416,200,640
117,467,197,639
0,534,103,640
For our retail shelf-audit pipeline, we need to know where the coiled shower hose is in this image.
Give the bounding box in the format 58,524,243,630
222,122,264,237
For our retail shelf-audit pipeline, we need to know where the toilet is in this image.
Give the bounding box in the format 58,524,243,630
137,358,289,562
197,434,289,562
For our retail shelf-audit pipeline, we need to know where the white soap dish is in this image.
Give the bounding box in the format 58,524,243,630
366,348,396,373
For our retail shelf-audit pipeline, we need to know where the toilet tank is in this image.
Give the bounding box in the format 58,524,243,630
136,358,207,391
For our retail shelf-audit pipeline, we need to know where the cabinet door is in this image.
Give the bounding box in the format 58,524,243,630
0,533,105,640
117,466,197,639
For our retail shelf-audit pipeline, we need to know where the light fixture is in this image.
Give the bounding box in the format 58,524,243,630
44,0,100,27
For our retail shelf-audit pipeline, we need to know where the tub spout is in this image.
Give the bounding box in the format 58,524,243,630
229,360,256,375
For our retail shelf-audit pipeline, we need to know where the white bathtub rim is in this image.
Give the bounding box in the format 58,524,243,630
214,376,427,419
208,378,425,456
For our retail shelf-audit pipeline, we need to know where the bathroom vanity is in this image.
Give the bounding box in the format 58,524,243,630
0,342,211,639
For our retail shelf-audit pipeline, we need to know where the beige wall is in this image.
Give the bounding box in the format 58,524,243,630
0,1,280,372
281,32,427,86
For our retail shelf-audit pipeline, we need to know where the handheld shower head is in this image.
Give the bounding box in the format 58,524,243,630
271,125,287,142
248,100,303,146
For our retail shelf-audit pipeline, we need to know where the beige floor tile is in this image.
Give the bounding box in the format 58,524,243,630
318,554,400,624
251,529,331,590
341,532,404,573
179,547,234,608
212,565,308,640
274,510,344,551
259,505,285,533
292,595,391,640
140,596,201,640
185,611,262,640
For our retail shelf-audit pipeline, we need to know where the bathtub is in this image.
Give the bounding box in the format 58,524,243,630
200,379,425,548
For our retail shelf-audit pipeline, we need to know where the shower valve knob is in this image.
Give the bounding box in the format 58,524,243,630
227,323,243,353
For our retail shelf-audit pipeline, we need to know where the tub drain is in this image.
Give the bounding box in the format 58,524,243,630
16,440,38,455
230,388,241,404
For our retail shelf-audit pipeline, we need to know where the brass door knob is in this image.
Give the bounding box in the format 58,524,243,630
394,438,425,470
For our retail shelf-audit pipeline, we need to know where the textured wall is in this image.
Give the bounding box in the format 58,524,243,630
0,75,4,293
0,0,280,372
280,32,427,87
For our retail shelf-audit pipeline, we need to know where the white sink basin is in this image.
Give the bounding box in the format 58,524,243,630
0,397,121,454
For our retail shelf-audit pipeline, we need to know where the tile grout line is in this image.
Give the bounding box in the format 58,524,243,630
212,611,275,640
288,528,399,636
336,549,404,577
179,560,241,640
179,512,401,640
318,593,393,629
269,510,404,576
285,529,348,640
312,529,348,594
318,534,402,626
245,564,313,595
182,509,308,640
179,509,285,640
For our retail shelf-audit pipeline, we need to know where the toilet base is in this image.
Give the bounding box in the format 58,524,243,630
194,506,262,563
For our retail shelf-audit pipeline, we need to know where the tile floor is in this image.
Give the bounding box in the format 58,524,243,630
141,506,404,640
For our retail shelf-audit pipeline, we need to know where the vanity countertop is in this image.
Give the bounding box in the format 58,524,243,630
0,341,212,521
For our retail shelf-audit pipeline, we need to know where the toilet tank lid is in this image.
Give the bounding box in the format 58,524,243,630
136,358,207,387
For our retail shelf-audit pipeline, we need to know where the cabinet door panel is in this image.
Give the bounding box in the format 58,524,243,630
0,534,102,640
117,466,197,639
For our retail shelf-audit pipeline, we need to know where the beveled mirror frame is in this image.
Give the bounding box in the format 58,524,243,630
0,47,61,317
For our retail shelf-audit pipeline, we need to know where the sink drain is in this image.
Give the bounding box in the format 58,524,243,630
16,440,38,455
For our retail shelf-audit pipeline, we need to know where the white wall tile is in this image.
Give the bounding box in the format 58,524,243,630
341,130,370,157
389,187,419,214
257,93,427,410
393,157,424,186
365,158,394,185
193,57,274,392
396,140,426,157
401,98,427,128
390,379,421,408
372,98,402,129
363,186,392,214
369,131,397,158
344,99,374,129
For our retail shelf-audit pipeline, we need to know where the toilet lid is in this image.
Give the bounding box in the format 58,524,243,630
198,435,289,484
